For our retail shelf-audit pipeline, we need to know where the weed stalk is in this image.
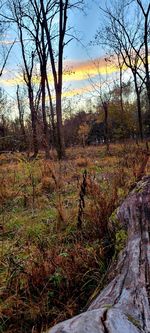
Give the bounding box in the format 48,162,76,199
77,169,87,229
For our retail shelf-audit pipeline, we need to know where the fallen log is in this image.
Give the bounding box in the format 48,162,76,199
48,176,150,333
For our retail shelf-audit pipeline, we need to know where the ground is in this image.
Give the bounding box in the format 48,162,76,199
0,142,149,333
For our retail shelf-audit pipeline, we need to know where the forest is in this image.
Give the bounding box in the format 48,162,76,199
0,0,150,332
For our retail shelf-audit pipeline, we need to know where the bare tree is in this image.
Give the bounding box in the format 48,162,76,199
17,0,57,156
32,4,51,158
0,1,15,76
2,0,84,158
95,0,150,140
40,0,84,159
19,0,51,158
6,1,39,157
136,0,150,110
2,0,50,157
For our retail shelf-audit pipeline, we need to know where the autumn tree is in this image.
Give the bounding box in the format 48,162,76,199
78,123,90,147
88,59,111,152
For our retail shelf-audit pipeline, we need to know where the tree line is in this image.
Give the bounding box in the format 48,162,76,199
0,0,149,157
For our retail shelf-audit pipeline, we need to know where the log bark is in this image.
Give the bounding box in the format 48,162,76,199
48,176,150,333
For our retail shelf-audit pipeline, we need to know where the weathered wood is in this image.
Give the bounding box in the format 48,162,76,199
48,176,150,333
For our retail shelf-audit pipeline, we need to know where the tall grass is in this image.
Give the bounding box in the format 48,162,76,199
0,143,148,332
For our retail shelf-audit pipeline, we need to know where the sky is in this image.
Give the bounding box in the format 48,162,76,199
0,0,120,109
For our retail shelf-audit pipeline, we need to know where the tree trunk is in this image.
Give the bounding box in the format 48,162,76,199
48,175,150,333
117,54,124,118
103,101,109,153
46,73,56,147
40,0,66,160
133,74,143,141
144,26,150,113
119,65,124,115
56,86,65,160
41,68,50,159
16,85,27,150
28,89,38,157
136,0,150,114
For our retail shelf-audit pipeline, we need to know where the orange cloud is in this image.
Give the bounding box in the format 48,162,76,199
63,57,118,82
0,56,118,87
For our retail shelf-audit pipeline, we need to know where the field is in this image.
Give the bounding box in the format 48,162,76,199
0,143,149,333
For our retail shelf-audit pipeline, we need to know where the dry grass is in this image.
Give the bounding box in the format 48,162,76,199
0,142,149,333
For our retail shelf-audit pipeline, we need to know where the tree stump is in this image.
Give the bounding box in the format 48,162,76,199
48,176,150,333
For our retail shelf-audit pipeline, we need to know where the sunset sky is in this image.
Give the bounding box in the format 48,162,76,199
0,0,121,105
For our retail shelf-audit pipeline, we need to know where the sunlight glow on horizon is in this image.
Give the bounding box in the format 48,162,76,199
0,57,119,97
2,54,149,99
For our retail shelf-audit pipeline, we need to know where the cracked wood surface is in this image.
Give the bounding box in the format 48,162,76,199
48,176,150,333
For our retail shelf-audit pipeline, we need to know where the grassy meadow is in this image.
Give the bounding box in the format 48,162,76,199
0,142,149,333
